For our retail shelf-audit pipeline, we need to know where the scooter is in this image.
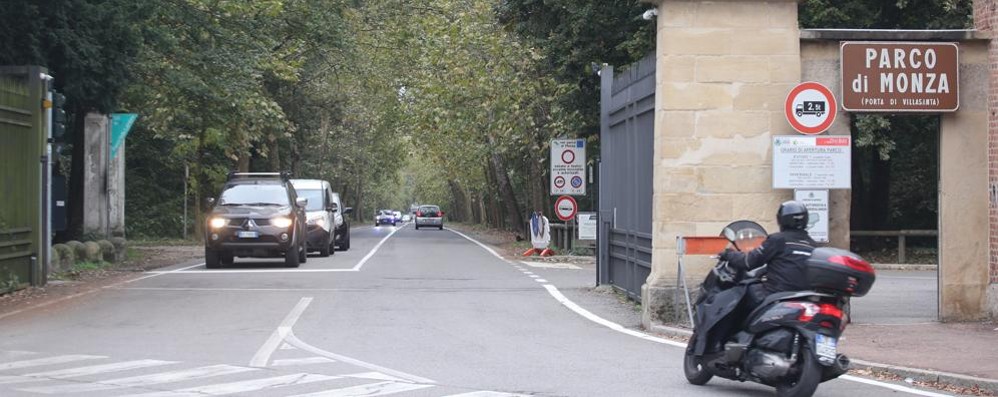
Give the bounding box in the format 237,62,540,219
683,222,876,397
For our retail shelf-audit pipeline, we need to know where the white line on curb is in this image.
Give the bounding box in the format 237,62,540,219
451,227,953,397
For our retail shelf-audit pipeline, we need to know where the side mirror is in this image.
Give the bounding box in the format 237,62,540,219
722,227,736,243
207,197,216,206
343,207,353,215
327,206,338,213
296,197,308,208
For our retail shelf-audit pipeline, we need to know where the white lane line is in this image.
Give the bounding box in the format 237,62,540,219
352,224,403,271
0,354,106,371
283,331,435,384
442,392,531,397
535,279,548,283
839,375,952,397
528,275,539,278
123,263,205,283
121,373,340,397
250,297,314,367
108,287,367,292
287,380,434,397
271,357,336,367
342,372,406,382
0,359,178,385
146,268,358,274
446,228,508,262
18,364,258,394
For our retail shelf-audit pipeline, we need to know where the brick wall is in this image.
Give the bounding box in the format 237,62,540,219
976,0,998,284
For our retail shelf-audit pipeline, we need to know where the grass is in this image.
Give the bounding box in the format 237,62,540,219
50,261,113,281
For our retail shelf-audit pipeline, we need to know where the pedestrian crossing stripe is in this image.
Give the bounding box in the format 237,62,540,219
0,352,532,396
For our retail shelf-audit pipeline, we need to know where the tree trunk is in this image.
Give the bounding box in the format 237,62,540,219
488,149,525,233
268,133,281,171
192,128,208,240
66,106,87,239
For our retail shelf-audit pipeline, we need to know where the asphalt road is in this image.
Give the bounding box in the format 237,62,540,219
0,225,952,396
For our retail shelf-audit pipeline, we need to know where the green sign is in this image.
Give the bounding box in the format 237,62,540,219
110,113,138,159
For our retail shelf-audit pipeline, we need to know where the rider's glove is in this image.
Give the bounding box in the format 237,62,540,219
718,248,735,263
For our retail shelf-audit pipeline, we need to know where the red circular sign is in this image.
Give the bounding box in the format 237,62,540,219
554,196,578,221
561,149,575,164
784,82,837,135
553,176,566,188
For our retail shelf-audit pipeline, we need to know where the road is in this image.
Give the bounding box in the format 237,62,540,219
0,225,951,396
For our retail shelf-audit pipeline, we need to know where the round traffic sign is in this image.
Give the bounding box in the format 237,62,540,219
561,149,575,164
570,176,583,188
554,196,578,221
554,176,566,188
784,82,837,135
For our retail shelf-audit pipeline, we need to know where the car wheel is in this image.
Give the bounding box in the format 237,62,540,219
318,242,331,257
221,252,234,265
205,248,221,269
439,225,444,230
299,244,307,263
284,247,299,268
338,228,351,251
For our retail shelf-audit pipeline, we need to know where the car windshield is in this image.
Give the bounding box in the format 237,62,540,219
380,210,394,216
419,206,440,214
218,184,288,206
297,189,325,211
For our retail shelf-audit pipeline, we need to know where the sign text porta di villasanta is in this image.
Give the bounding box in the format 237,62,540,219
841,42,959,112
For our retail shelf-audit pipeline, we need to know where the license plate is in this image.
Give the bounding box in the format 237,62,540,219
237,231,259,239
815,334,837,361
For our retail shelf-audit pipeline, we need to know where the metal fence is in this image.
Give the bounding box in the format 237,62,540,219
597,54,655,301
0,66,47,289
851,230,938,264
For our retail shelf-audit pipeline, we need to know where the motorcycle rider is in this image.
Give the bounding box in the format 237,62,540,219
720,200,817,312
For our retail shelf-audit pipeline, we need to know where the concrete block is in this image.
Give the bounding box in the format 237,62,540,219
695,2,780,28
729,29,799,55
652,222,698,247
661,29,730,56
696,56,770,83
732,192,791,221
654,167,698,194
660,2,696,28
660,56,697,82
695,110,770,138
733,83,795,111
989,284,998,320
767,55,802,83
656,137,699,161
655,194,734,222
660,82,733,110
698,166,772,193
657,110,695,137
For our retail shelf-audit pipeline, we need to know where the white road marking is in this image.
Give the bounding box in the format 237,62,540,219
528,275,539,278
446,228,508,262
283,331,435,384
121,263,206,283
342,372,406,382
442,392,531,397
520,261,582,270
271,357,336,367
280,343,295,350
523,272,534,275
0,359,177,385
0,355,106,371
250,297,314,367
121,373,340,397
535,279,548,283
352,224,404,271
287,380,434,397
18,364,258,394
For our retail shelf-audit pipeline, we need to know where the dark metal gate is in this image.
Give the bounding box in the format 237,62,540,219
597,54,655,301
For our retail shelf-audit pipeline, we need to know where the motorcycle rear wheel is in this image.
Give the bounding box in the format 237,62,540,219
776,346,822,397
683,333,713,385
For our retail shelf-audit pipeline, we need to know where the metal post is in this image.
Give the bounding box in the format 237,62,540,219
41,76,53,285
898,234,906,264
183,164,189,240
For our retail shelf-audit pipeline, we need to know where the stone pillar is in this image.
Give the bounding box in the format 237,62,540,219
83,113,109,238
108,144,125,238
644,0,800,328
973,0,998,319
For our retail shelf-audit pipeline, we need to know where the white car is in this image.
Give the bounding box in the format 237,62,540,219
402,214,412,222
414,205,444,230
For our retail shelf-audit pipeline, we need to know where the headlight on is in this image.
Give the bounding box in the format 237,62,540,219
314,218,326,227
209,218,228,229
271,216,293,228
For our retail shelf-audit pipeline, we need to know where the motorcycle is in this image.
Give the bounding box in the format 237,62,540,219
683,221,876,397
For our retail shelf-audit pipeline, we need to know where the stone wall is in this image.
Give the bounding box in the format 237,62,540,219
645,0,800,327
974,0,998,318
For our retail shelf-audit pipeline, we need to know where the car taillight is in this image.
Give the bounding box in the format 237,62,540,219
416,211,422,217
829,255,874,274
439,211,444,217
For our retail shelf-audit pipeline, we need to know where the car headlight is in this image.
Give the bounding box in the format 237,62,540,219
209,217,228,229
271,216,293,228
308,217,326,227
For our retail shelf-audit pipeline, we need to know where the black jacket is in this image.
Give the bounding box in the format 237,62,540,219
724,229,816,293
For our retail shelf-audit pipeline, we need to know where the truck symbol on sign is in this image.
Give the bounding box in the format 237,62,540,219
795,101,826,117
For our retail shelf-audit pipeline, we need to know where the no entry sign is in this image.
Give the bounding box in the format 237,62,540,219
551,139,586,196
785,82,837,135
554,195,578,221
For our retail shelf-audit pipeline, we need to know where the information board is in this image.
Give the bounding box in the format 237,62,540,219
551,139,586,195
773,136,851,189
794,190,829,243
577,212,597,241
841,42,959,112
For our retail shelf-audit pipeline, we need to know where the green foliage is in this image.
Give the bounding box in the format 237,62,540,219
82,241,102,262
52,243,76,271
799,0,973,30
0,271,19,294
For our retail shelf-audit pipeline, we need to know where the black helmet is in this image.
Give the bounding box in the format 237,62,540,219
777,200,809,231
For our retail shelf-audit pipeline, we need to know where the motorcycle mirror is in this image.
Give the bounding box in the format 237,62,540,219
723,227,737,243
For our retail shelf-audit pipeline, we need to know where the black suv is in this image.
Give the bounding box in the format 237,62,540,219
204,172,308,268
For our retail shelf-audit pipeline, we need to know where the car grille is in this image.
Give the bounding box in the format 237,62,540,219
228,217,271,227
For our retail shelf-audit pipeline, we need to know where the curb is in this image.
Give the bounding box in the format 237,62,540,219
872,263,937,271
849,359,998,394
649,323,998,394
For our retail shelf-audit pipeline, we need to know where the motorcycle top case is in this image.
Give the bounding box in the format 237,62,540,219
805,247,875,297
